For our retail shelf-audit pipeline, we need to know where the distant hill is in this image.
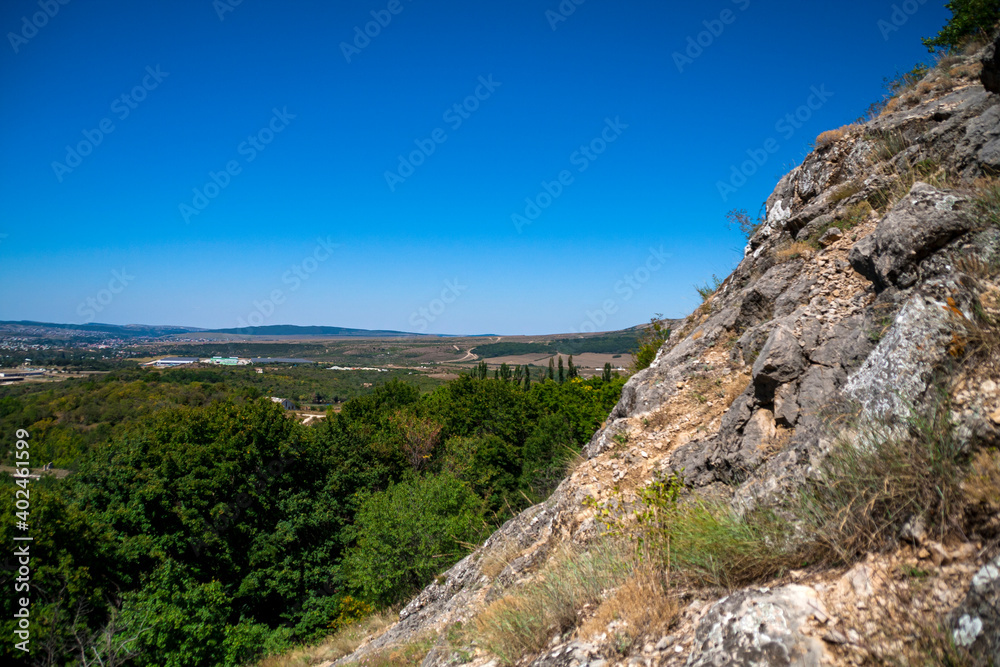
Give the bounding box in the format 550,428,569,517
199,325,448,338
0,321,202,338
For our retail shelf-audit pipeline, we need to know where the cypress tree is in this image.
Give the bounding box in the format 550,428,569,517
602,362,612,383
523,365,531,390
567,355,577,379
548,358,555,381
558,356,565,383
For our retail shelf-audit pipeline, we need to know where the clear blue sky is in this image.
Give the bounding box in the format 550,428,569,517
0,0,950,335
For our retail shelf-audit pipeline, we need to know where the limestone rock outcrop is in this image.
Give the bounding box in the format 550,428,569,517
336,36,1000,667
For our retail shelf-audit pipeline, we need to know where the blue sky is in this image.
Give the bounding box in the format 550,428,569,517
0,0,951,335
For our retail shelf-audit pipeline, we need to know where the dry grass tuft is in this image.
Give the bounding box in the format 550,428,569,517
880,95,902,116
258,610,397,667
473,542,632,665
341,635,435,667
816,124,857,148
963,449,1000,508
480,537,524,579
951,62,983,79
578,565,678,644
830,180,862,203
775,241,814,264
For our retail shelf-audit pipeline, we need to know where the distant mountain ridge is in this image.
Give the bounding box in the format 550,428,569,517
0,321,452,339
0,321,201,338
200,325,450,338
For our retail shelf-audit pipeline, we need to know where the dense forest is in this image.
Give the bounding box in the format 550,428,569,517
0,369,625,666
469,330,644,358
0,366,446,468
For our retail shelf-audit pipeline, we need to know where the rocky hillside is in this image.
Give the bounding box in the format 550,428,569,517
330,34,1000,667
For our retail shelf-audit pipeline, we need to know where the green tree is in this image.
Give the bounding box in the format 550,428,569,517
523,365,531,390
547,357,555,381
632,314,671,371
557,356,565,383
443,434,521,513
602,362,613,382
343,472,487,606
923,0,1000,51
519,414,577,501
567,355,577,379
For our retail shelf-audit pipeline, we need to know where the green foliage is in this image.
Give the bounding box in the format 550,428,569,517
471,332,642,358
343,472,488,606
922,0,1000,51
0,367,626,666
592,475,794,589
0,480,120,662
517,414,576,501
444,434,521,513
631,314,671,371
695,275,724,303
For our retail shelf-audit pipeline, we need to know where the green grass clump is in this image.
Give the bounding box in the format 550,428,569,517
972,178,1000,227
695,275,723,303
796,402,967,564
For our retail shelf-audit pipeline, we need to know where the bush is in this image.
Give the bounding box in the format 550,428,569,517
726,208,763,240
694,275,723,303
923,0,1000,52
595,476,796,590
631,314,671,371
344,472,488,606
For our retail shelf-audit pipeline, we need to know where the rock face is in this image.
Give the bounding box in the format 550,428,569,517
335,37,1000,667
686,586,830,667
950,556,1000,662
848,182,975,292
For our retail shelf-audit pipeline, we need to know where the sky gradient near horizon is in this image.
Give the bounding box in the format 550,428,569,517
0,0,952,335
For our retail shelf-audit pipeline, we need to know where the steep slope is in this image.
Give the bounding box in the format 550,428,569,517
332,37,1000,667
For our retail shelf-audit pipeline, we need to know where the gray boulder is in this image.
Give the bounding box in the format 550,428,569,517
949,555,1000,664
686,585,830,666
752,325,805,402
849,183,974,292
